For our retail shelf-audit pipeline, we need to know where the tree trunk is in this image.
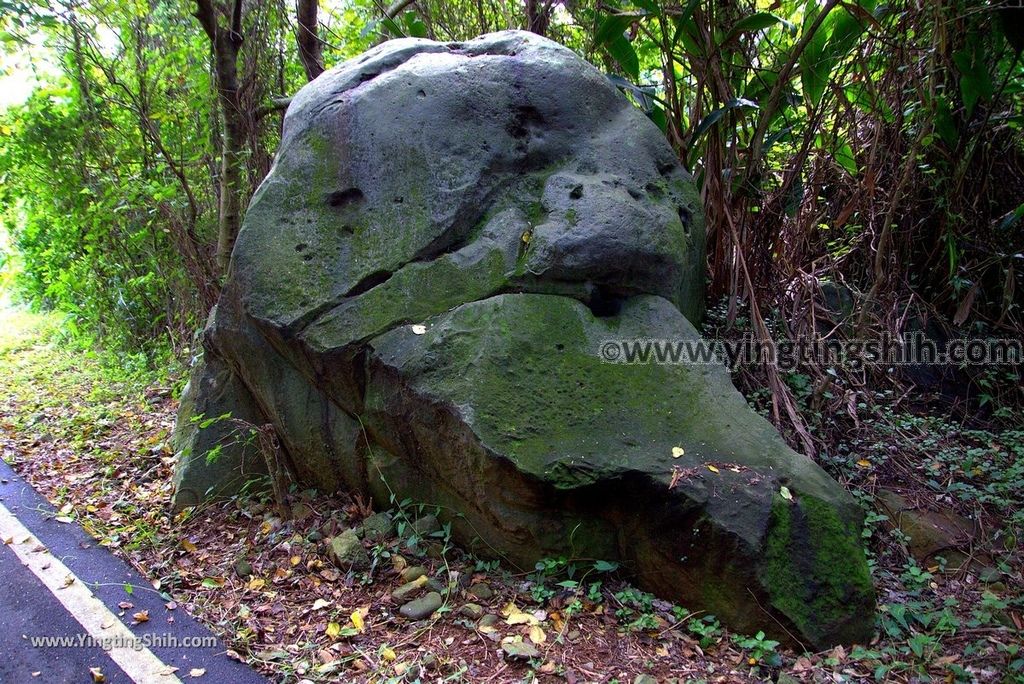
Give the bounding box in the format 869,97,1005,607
295,0,323,81
194,0,246,275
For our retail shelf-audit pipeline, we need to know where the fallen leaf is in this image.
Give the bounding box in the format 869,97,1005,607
411,324,426,335
528,624,546,644
90,667,105,683
350,610,365,632
707,464,719,473
502,640,540,660
311,598,331,610
189,668,206,678
779,486,793,501
506,610,540,626
326,622,342,639
381,647,397,661
181,539,197,554
671,446,684,458
133,610,150,623
290,555,301,566
856,459,871,468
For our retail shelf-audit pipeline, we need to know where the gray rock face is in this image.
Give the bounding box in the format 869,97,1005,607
170,342,267,508
172,30,875,647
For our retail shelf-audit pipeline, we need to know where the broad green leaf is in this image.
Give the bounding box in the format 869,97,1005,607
689,98,758,143
595,13,633,47
605,33,640,80
723,13,792,45
799,5,834,107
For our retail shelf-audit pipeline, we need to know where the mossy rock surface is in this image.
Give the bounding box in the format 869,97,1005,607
172,30,875,648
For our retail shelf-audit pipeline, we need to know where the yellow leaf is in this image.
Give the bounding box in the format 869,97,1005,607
707,464,719,473
311,598,331,610
506,610,539,626
326,622,341,639
381,647,397,661
247,578,266,590
350,611,365,632
748,657,757,666
89,667,105,683
181,539,197,554
856,459,871,468
671,446,684,458
290,555,301,566
779,486,793,501
528,624,546,644
133,610,150,623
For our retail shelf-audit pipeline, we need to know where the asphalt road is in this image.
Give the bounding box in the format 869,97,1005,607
0,458,266,684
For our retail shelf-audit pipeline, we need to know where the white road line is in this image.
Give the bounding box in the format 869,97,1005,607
0,501,183,684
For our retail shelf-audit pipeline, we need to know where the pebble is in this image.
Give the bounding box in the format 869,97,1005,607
391,576,428,602
399,591,442,620
468,582,493,600
234,559,253,578
401,565,427,583
459,603,484,620
412,514,441,536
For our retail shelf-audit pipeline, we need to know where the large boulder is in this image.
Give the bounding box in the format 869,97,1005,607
172,30,875,647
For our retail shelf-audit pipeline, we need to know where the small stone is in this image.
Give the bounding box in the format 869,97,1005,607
978,566,1003,583
400,565,427,583
391,576,428,602
329,529,370,570
502,641,540,660
634,676,658,684
360,511,394,541
468,583,493,600
566,629,581,641
291,502,313,522
459,603,484,620
400,591,443,620
411,514,441,536
234,559,253,578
